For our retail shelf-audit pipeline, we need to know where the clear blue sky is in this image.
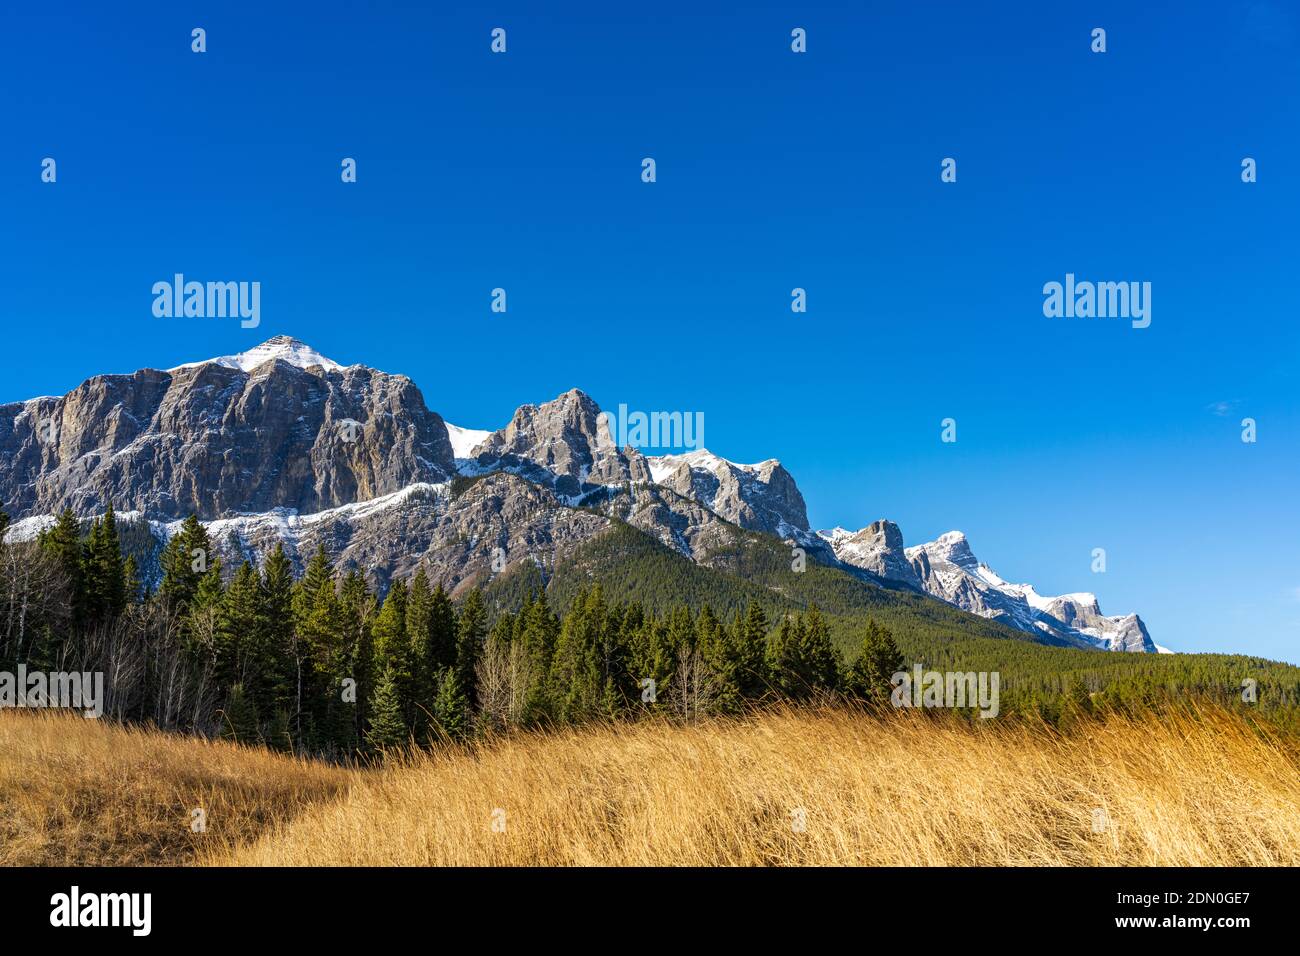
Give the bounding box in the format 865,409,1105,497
2,2,1297,662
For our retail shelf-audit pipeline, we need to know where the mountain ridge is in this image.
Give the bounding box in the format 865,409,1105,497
0,337,1163,653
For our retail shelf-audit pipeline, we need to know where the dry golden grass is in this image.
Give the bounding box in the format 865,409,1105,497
0,712,349,865
217,704,1300,866
5,705,1298,866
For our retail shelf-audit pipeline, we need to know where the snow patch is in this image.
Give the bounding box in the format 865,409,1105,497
445,422,493,459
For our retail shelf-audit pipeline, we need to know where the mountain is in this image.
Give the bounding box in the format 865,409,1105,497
820,521,922,590
647,450,811,542
821,524,1159,653
1,336,1162,652
0,336,454,521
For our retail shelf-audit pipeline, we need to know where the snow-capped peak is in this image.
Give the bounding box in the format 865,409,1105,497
911,529,979,571
170,336,346,373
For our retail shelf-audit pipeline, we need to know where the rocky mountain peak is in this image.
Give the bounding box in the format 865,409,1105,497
912,530,980,572
0,341,453,520
469,388,650,489
169,336,347,374
648,449,810,539
819,520,920,588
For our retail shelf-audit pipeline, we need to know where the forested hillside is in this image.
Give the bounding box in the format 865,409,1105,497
3,503,1297,762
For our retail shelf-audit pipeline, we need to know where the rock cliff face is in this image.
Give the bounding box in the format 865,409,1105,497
462,388,653,496
0,337,454,521
819,521,921,589
647,450,810,541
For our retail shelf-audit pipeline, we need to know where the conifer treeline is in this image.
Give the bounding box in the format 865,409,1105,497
5,501,1296,751
0,504,904,757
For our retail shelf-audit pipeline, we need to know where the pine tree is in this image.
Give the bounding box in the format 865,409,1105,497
339,569,373,750
371,579,411,730
801,604,841,693
259,545,296,714
550,587,607,723
365,665,409,754
404,570,443,731
847,619,904,705
518,592,560,725
40,507,88,630
217,561,262,697
88,502,127,619
159,515,214,611
455,588,487,708
731,601,771,699
121,555,142,605
431,667,469,741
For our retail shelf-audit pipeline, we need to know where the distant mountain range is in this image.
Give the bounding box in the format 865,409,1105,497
0,336,1162,653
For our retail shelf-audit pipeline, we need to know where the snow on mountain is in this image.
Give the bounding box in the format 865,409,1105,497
822,525,1159,653
646,448,812,542
647,449,778,485
445,423,493,459
168,335,347,373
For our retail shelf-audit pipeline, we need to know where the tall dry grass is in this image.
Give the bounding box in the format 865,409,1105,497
0,712,349,865
214,703,1300,866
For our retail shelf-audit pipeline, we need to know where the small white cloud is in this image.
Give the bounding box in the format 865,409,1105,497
1206,399,1241,417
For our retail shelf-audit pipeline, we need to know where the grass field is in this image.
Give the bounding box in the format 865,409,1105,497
3,705,1297,867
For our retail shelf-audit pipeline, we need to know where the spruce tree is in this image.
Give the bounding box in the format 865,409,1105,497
800,604,841,693
121,555,142,605
431,667,469,741
455,588,487,708
159,515,214,611
371,579,412,729
847,619,904,705
339,569,373,749
731,601,771,699
265,709,294,753
365,665,409,754
259,545,297,715
518,592,560,724
766,614,807,698
696,605,740,712
217,561,262,697
91,503,127,619
550,587,606,723
404,570,437,730
41,507,88,630
428,583,458,672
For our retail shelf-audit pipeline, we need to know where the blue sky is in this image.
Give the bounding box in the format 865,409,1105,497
2,2,1297,662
